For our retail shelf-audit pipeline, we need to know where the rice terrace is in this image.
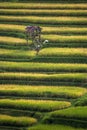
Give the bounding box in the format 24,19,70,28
0,0,87,129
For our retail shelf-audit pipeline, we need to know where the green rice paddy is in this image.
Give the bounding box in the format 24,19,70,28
0,1,87,130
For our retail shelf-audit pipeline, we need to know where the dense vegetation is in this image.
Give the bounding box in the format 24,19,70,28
0,1,87,130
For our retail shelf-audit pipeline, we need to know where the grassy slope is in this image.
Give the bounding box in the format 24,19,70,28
0,1,87,130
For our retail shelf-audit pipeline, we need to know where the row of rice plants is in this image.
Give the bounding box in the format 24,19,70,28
28,124,85,130
0,16,87,25
0,72,86,86
43,35,87,43
1,34,87,45
0,32,26,40
0,48,86,58
0,36,26,45
0,61,87,73
1,36,87,49
1,35,87,49
39,48,87,57
1,34,87,48
0,48,35,59
1,35,87,48
0,52,86,63
0,3,86,9
0,99,71,112
1,24,87,35
43,106,87,128
0,107,42,120
0,85,86,99
33,57,87,64
0,114,37,127
0,9,87,17
42,27,87,35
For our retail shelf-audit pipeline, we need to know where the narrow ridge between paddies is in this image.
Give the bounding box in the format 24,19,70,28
0,85,86,99
0,3,86,9
0,61,87,73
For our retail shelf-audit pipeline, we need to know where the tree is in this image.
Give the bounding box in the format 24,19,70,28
25,26,48,54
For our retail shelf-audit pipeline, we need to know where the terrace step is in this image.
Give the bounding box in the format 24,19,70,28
0,3,87,10
43,106,87,128
0,16,87,26
0,85,86,99
0,72,86,87
0,9,87,17
0,99,71,112
0,48,86,63
0,114,37,128
0,61,87,73
0,24,87,35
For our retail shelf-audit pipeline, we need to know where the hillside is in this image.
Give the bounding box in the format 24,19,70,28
0,1,87,130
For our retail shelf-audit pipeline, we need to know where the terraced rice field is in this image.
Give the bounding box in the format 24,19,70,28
0,1,87,130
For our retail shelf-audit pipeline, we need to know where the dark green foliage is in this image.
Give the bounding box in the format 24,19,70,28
43,117,87,128
75,94,87,106
43,106,87,128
